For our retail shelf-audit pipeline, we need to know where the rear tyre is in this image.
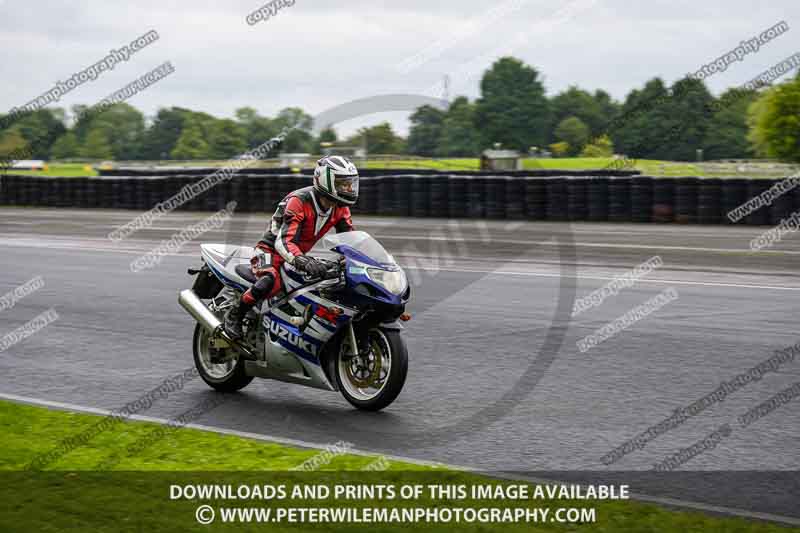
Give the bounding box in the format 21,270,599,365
193,324,253,392
336,328,408,411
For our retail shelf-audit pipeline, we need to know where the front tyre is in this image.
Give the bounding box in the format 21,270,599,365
193,324,253,392
336,328,408,411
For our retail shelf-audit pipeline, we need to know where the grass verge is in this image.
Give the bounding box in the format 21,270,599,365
0,399,795,532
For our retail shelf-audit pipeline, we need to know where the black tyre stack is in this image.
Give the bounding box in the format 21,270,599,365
769,179,795,225
448,176,470,218
73,178,89,208
377,176,395,216
485,176,507,219
546,177,569,221
466,176,486,219
524,178,547,220
409,175,431,218
430,175,449,218
505,176,525,219
697,179,723,224
394,175,412,217
587,177,609,222
745,180,771,225
3,176,18,205
13,176,25,206
608,177,631,222
630,177,653,223
567,177,589,221
674,177,699,224
110,179,125,210
652,178,675,223
359,177,380,215
720,178,748,224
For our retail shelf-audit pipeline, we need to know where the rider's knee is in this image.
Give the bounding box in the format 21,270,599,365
250,273,276,301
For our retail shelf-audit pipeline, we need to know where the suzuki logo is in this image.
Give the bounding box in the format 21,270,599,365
267,319,318,356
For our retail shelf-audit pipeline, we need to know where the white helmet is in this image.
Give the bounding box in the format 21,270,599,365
313,156,359,206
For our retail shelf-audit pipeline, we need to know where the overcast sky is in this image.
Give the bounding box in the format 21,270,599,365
1,0,797,135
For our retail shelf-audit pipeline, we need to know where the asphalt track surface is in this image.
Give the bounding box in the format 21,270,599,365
0,207,798,522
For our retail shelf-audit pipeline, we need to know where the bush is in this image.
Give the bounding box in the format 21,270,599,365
581,134,614,157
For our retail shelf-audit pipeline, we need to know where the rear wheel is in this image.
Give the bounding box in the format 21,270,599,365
335,328,408,411
193,324,253,392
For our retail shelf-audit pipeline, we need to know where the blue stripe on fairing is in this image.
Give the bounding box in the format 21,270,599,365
208,263,248,292
273,337,320,364
267,314,323,346
266,314,324,363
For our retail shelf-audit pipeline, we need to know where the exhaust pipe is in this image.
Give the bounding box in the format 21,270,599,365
179,289,223,334
178,289,257,360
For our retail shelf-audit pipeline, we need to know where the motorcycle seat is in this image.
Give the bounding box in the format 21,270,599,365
235,264,257,284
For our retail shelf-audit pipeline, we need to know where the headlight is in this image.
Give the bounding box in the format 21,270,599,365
366,267,407,295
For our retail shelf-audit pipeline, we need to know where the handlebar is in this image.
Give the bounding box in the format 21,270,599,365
304,257,344,281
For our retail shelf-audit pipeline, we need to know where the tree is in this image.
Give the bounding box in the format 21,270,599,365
80,127,113,159
11,109,66,159
549,142,570,158
747,76,800,162
171,120,210,159
437,97,480,157
611,77,713,161
347,123,403,154
407,105,445,157
139,107,190,159
314,127,338,154
593,89,620,135
273,107,313,153
555,116,590,156
207,119,247,159
581,134,614,157
235,107,278,149
662,77,715,160
0,128,30,159
83,103,145,160
475,57,551,151
50,132,80,159
702,88,757,159
550,86,606,140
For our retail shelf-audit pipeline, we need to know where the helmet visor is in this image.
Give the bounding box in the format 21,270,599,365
334,174,359,201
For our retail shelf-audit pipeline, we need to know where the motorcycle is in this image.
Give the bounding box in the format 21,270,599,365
178,231,411,411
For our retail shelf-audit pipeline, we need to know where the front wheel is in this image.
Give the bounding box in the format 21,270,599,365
193,324,253,392
336,328,408,411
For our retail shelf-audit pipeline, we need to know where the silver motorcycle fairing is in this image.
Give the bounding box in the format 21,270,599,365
200,244,254,292
200,243,357,392
259,280,357,391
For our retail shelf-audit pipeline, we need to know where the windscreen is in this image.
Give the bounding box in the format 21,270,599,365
313,231,395,264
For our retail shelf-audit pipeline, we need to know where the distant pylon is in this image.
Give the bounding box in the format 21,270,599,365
442,75,450,104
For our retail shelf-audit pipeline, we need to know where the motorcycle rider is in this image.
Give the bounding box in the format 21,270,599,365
224,155,359,338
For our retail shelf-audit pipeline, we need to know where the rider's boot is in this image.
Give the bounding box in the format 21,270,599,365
224,291,257,339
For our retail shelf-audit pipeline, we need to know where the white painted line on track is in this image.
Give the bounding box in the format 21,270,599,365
0,237,798,291
403,266,800,291
1,391,797,526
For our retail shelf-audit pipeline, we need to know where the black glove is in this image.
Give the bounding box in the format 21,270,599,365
294,255,327,278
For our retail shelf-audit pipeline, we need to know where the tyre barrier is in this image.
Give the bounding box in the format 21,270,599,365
524,177,547,220
608,178,631,222
674,177,699,224
630,177,653,223
652,178,675,223
587,177,609,222
720,178,748,225
567,177,589,222
99,166,642,178
745,180,772,226
1,174,797,226
697,179,722,224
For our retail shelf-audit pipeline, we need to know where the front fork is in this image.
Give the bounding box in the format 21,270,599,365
345,322,360,358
